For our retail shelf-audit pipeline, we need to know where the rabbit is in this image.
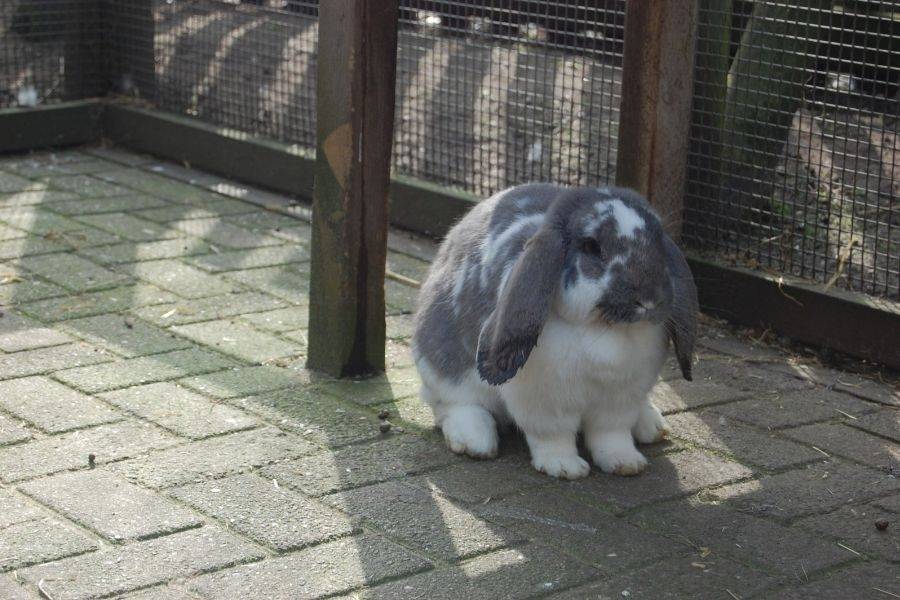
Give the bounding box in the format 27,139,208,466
411,183,697,479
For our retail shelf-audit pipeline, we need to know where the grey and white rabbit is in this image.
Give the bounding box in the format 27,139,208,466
411,184,697,479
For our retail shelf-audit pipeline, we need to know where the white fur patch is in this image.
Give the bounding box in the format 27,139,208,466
451,259,469,313
480,213,545,287
607,199,645,238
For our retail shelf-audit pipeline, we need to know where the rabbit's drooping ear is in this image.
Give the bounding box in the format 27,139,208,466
663,234,698,381
476,225,566,385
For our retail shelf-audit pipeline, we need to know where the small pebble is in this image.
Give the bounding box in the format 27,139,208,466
88,453,96,468
123,316,134,329
379,421,392,434
377,409,390,420
875,519,889,531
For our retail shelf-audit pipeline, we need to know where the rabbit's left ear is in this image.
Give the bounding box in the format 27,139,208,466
476,225,566,386
663,234,698,381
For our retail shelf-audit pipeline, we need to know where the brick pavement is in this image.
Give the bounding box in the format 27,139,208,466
0,148,897,599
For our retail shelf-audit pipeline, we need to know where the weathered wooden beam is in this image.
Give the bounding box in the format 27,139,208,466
307,0,399,377
615,0,699,239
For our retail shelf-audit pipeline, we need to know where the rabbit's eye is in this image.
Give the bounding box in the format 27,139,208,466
578,238,603,257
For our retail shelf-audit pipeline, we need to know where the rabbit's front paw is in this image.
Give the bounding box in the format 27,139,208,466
441,405,499,459
633,402,669,445
531,452,591,480
590,433,648,476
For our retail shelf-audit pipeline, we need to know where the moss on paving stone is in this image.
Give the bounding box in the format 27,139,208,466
131,291,287,327
179,365,303,399
171,319,303,364
18,284,177,321
60,313,192,357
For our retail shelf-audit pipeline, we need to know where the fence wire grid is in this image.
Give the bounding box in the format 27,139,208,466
2,0,898,300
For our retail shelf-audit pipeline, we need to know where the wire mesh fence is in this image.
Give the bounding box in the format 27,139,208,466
1,0,898,301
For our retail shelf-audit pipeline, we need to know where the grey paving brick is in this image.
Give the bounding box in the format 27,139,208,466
0,275,65,305
386,313,415,340
796,501,899,563
325,480,523,560
1,190,79,211
553,555,778,600
477,490,679,571
850,410,900,444
783,422,900,471
131,291,287,327
0,489,43,527
100,381,258,439
48,174,133,197
169,217,285,249
373,397,436,432
18,525,263,600
129,260,239,298
386,251,431,282
262,435,459,497
75,213,179,242
48,194,170,216
171,319,302,363
0,208,117,243
711,387,880,430
0,223,27,240
0,237,68,260
348,545,600,600
222,264,310,303
18,284,177,321
0,516,97,572
97,169,241,204
386,279,418,313
630,498,853,576
187,533,430,600
228,386,383,447
0,420,177,483
874,494,900,513
78,237,210,265
112,426,315,489
187,244,309,273
0,172,37,193
771,563,899,599
170,473,356,551
321,366,420,406
0,574,35,600
0,376,120,433
20,470,202,542
179,365,302,398
0,414,31,446
560,450,753,512
86,147,154,167
133,201,255,224
649,377,745,414
666,410,822,470
17,254,131,292
711,460,900,521
60,313,191,357
117,585,196,600
0,343,113,380
407,460,546,505
0,311,72,351
53,347,237,393
237,306,309,332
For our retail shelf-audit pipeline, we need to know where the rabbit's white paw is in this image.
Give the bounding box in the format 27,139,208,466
590,432,648,476
526,433,590,479
441,405,498,459
633,402,669,445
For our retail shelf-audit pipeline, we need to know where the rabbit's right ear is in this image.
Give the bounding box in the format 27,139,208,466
476,225,566,385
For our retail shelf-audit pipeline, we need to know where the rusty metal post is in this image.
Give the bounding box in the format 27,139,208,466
307,0,399,377
615,0,699,239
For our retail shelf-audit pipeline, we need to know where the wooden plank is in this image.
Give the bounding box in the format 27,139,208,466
0,101,103,153
615,0,698,239
307,0,400,377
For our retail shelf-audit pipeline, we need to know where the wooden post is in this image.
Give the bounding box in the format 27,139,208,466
615,0,698,240
307,0,399,377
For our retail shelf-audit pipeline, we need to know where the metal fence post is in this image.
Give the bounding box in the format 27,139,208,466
615,0,699,240
307,0,399,377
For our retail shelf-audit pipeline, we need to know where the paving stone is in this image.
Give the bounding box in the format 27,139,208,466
129,259,239,298
711,460,900,521
186,244,309,273
18,525,263,600
374,396,436,432
407,459,547,505
874,494,900,513
47,174,133,197
222,264,310,303
666,411,822,470
350,545,600,600
101,381,257,438
18,284,177,321
0,343,112,380
0,488,44,528
171,319,302,363
0,574,35,600
170,473,356,551
179,365,302,398
0,414,31,446
228,386,383,448
131,291,287,327
187,533,430,600
0,311,72,351
388,230,438,261
630,498,853,576
321,367,420,406
48,194,170,216
53,347,237,393
325,480,523,560
117,585,196,600
0,376,120,433
0,172,37,193
60,313,191,357
97,169,244,205
133,201,256,224
649,378,746,415
78,237,210,265
112,426,315,489
0,191,78,211
386,251,431,282
690,355,814,395
0,420,177,483
17,253,131,292
711,387,880,430
86,147,154,167
0,516,97,572
476,490,678,571
237,306,309,332
20,470,202,542
386,279,418,313
796,501,899,562
169,217,285,249
261,434,459,497
221,210,308,235
783,423,899,471
75,213,179,242
386,313,415,340
553,555,778,600
0,223,27,240
0,209,120,248
850,410,900,444
560,450,753,512
0,275,66,305
771,562,899,599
